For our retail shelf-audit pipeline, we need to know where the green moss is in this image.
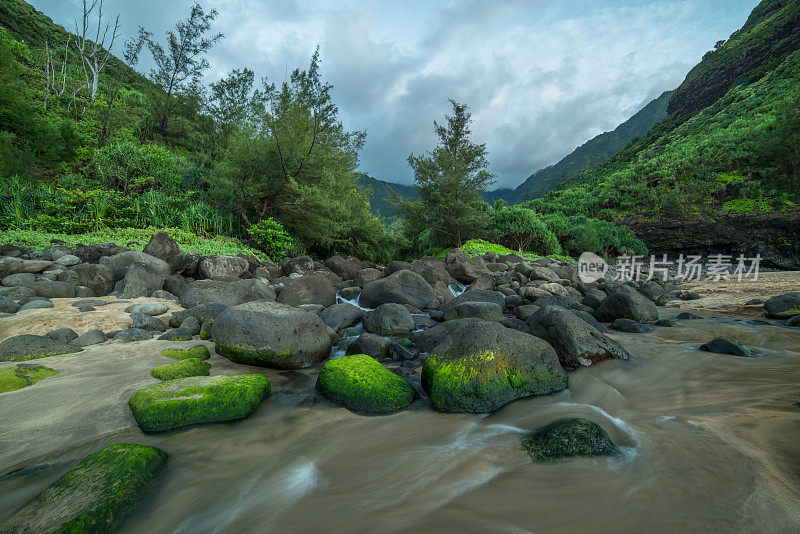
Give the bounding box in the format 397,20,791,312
522,419,617,461
316,354,415,415
160,345,210,360
150,358,210,380
199,329,211,341
128,374,270,432
0,363,57,393
422,351,567,413
2,443,167,533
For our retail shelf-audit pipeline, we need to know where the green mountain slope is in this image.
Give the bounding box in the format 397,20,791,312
357,174,417,219
514,90,673,202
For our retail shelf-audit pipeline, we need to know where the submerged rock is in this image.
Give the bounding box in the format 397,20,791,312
128,374,270,432
150,358,210,380
522,419,617,461
611,318,652,333
421,320,567,413
0,363,57,393
763,292,800,319
654,318,679,327
316,354,415,414
212,300,331,369
0,443,167,533
699,336,755,357
0,334,81,362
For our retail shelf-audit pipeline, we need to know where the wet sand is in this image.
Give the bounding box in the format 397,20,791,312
670,271,800,315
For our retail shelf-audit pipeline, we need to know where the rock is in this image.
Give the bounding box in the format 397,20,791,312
745,298,765,306
320,302,364,330
442,301,503,322
0,334,81,361
763,292,800,319
142,232,198,275
316,354,415,414
70,329,107,347
115,262,165,299
522,419,617,461
363,303,415,335
325,255,360,280
0,295,20,313
151,290,180,303
466,275,494,291
77,306,96,313
18,299,54,311
54,254,81,266
125,302,169,316
2,272,36,287
277,273,336,307
150,358,210,380
180,316,202,336
421,320,567,413
279,255,314,276
128,374,270,432
130,313,168,332
345,333,391,359
158,328,193,341
354,268,383,287
699,336,755,357
340,286,360,300
74,242,126,262
0,363,58,393
0,286,36,300
163,275,187,296
73,263,115,296
45,328,78,343
581,289,607,309
595,285,659,323
540,282,570,297
360,270,437,309
0,443,167,533
200,323,212,340
573,310,608,333
114,328,153,343
679,291,701,301
654,318,679,327
611,318,652,333
526,306,630,367
8,259,54,274
169,303,228,328
787,315,800,327
388,341,417,361
104,251,170,277
514,304,540,321
413,318,485,353
529,266,560,282
639,281,666,301
441,289,505,313
211,300,331,369
198,254,249,280
676,312,702,320
447,255,494,283
161,345,210,360
180,278,275,308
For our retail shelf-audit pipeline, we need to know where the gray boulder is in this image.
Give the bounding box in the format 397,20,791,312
70,329,107,347
325,255,360,280
211,300,332,369
363,303,415,335
442,301,503,322
447,256,493,283
130,313,168,332
18,299,54,311
763,292,800,319
45,328,78,343
441,289,505,313
595,285,659,323
73,263,115,296
699,336,755,357
142,232,199,275
0,334,81,361
354,268,383,287
198,255,249,280
360,270,437,309
114,328,153,342
581,289,607,309
32,281,76,298
277,273,336,307
0,295,20,313
320,303,364,330
526,306,630,367
345,333,391,359
611,318,652,333
125,302,169,316
115,262,165,299
180,279,275,308
2,273,36,287
169,303,229,328
103,251,170,277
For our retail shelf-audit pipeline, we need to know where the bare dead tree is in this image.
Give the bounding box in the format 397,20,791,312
42,34,72,110
75,0,120,104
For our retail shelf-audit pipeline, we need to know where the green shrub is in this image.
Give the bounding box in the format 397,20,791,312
247,218,296,261
94,141,188,194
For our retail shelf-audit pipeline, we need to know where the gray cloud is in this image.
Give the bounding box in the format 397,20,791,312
30,0,760,188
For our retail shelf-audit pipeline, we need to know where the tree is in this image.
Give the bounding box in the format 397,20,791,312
207,68,256,136
75,0,120,104
405,100,495,247
128,2,223,134
492,206,556,253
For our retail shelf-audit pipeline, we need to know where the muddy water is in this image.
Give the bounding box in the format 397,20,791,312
1,311,799,533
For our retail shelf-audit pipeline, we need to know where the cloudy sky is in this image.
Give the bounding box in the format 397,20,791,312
31,0,759,189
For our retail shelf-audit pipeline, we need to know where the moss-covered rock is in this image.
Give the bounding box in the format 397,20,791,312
699,336,754,357
0,334,81,362
128,374,270,432
421,321,567,413
522,419,617,461
0,363,57,393
160,345,210,360
316,354,415,415
150,358,210,380
0,443,167,533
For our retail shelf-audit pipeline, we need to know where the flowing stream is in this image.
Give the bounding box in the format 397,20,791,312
1,308,799,533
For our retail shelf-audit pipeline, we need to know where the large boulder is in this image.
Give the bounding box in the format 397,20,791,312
345,333,391,359
526,306,630,367
354,268,383,287
320,302,365,330
325,255,360,280
180,278,275,308
441,289,505,312
277,273,336,307
150,358,210,380
522,419,617,461
0,334,82,362
114,262,165,299
421,320,567,413
442,301,503,322
360,270,437,309
316,354,415,414
32,281,76,298
363,303,415,335
73,263,115,296
0,443,167,533
211,300,332,369
128,375,270,432
169,303,229,328
73,242,126,262
763,292,800,319
198,254,249,280
699,336,755,357
103,251,170,278
594,285,658,323
447,255,493,283
142,232,199,275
